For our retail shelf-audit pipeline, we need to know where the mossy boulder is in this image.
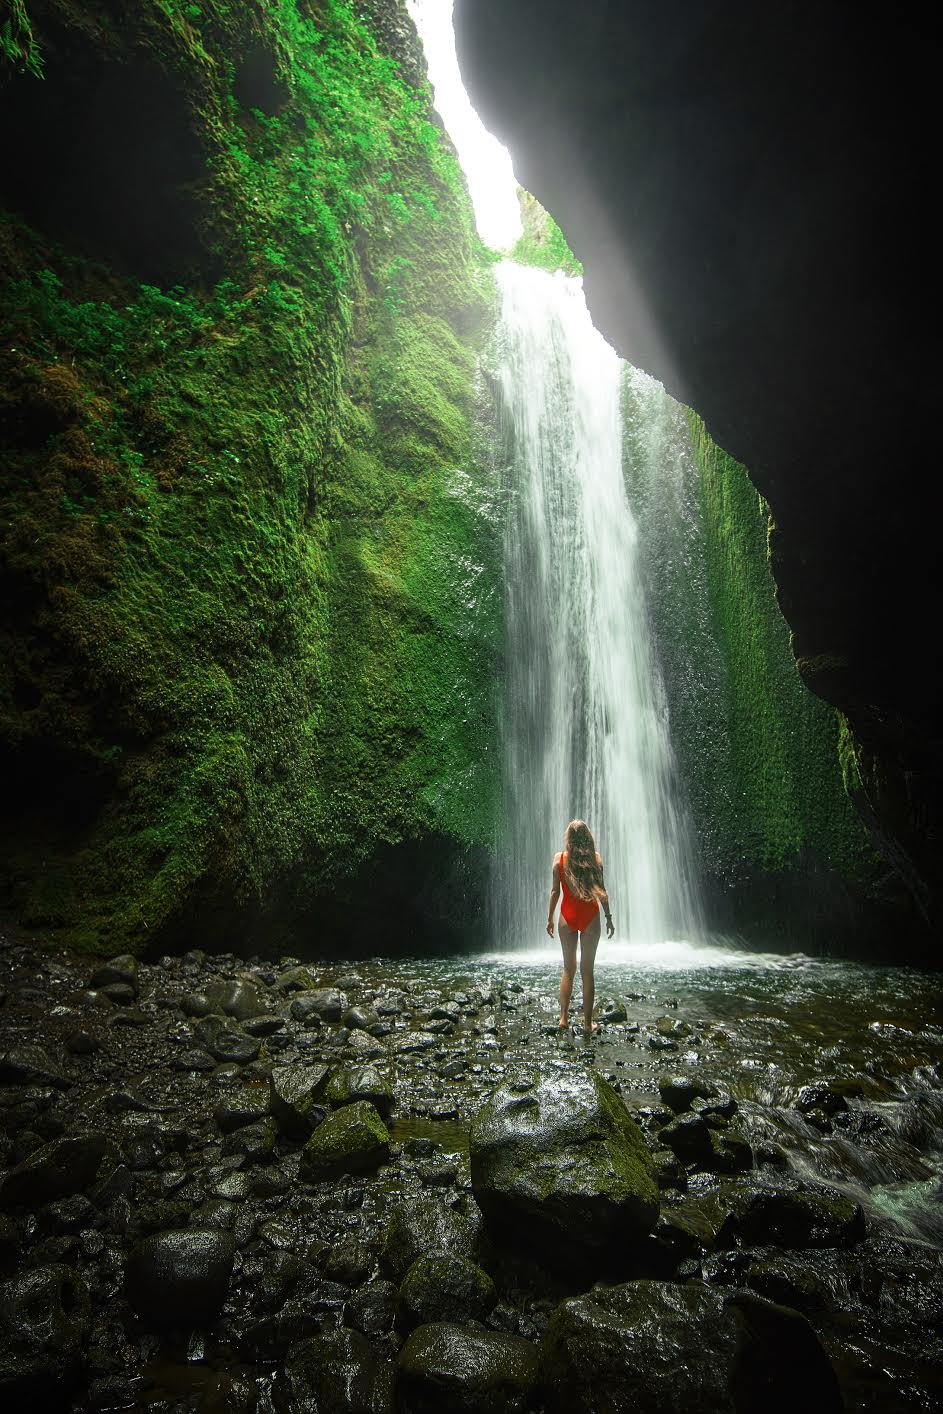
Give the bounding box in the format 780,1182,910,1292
395,1253,496,1334
276,1328,395,1414
540,1280,842,1414
321,1063,394,1117
300,1101,390,1180
469,1068,658,1251
397,1323,538,1414
381,1195,485,1282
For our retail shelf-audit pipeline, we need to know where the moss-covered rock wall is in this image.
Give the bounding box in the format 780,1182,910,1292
622,369,888,948
0,0,499,956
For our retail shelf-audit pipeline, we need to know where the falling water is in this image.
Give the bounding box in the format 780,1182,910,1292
491,262,703,947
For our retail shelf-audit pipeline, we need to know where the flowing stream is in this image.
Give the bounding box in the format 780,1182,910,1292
491,263,703,947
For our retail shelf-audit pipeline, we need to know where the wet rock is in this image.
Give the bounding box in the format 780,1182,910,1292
743,1256,832,1311
795,1084,849,1117
725,1291,844,1411
653,1149,688,1191
63,1029,99,1056
0,1264,91,1407
397,1322,538,1414
342,1005,380,1031
0,1133,117,1208
221,1117,277,1164
541,1279,841,1413
396,1253,496,1333
704,1131,753,1175
322,1236,374,1287
99,982,137,1006
269,1063,330,1138
392,1031,438,1055
88,955,139,997
171,1047,216,1072
693,1093,739,1122
300,1101,390,1179
289,995,324,1026
470,1069,658,1252
381,1196,485,1282
243,1014,284,1037
124,1227,235,1327
213,1088,271,1133
717,1179,866,1250
659,1074,718,1114
206,977,268,1021
181,991,213,1017
323,1064,394,1118
659,1113,715,1164
347,1280,397,1337
600,1000,627,1024
295,988,346,1022
0,1045,71,1089
278,1328,395,1414
193,1017,260,1066
277,966,319,992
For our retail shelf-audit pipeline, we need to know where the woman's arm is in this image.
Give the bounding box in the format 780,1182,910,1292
546,855,561,937
596,854,615,938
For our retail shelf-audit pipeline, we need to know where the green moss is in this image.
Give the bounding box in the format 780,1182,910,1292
0,0,498,952
510,189,582,276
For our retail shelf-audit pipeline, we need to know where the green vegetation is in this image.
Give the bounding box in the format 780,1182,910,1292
688,414,871,877
0,0,498,952
510,189,582,276
0,0,43,77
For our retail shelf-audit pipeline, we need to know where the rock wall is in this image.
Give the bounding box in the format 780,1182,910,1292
455,0,941,954
623,371,888,947
0,0,500,956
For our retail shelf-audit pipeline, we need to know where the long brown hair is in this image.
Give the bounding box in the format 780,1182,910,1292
562,819,603,901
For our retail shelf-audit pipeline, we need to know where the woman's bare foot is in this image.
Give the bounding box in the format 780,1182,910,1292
583,1021,598,1037
558,1014,569,1029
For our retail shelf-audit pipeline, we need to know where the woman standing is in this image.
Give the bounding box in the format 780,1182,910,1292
546,818,615,1034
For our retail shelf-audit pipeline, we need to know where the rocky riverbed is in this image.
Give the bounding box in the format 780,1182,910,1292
1,935,942,1412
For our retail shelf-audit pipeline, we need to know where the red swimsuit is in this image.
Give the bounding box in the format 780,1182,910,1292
558,851,600,932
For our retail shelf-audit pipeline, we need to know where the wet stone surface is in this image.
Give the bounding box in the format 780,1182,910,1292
0,936,942,1411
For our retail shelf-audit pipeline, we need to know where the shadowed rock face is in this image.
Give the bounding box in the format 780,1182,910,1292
455,0,941,942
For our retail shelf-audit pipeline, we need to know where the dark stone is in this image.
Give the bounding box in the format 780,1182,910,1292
716,1180,866,1250
0,1046,71,1090
0,1134,117,1208
181,992,212,1018
659,1074,718,1114
124,1227,235,1327
220,1117,277,1164
322,1238,374,1288
213,1089,271,1133
659,1114,715,1165
396,1253,496,1334
269,1063,330,1138
292,988,345,1022
347,1280,397,1338
206,977,268,1021
88,955,139,996
193,1017,260,1065
795,1084,849,1117
63,1030,99,1056
469,1069,658,1252
300,1102,390,1180
323,1064,394,1118
277,1328,395,1414
341,1005,380,1031
0,1264,91,1407
381,1196,485,1282
397,1322,538,1414
99,982,136,1006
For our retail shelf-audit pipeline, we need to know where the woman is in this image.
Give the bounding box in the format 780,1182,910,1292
546,819,615,1034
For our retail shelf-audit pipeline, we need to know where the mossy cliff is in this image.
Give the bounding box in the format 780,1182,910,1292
622,371,888,947
0,0,499,956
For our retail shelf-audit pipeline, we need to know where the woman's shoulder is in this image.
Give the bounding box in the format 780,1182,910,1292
595,851,603,865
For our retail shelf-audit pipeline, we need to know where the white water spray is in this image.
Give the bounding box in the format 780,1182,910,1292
409,0,703,947
491,264,703,945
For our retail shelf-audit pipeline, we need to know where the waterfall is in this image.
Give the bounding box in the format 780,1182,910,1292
491,261,703,946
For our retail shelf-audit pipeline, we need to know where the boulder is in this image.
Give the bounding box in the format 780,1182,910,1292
659,1074,718,1114
124,1227,235,1327
322,1064,394,1118
540,1279,842,1413
658,1114,714,1164
0,1046,71,1090
269,1064,330,1138
0,1264,90,1408
193,1016,260,1066
716,1179,866,1250
396,1253,496,1333
300,1102,390,1180
277,1328,394,1414
0,1134,117,1208
293,988,345,1022
88,955,139,997
213,1088,271,1133
469,1069,658,1251
397,1323,538,1414
206,978,268,1021
381,1196,486,1282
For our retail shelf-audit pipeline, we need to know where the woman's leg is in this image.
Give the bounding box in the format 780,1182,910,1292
559,923,578,1026
579,913,601,1034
